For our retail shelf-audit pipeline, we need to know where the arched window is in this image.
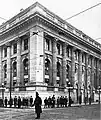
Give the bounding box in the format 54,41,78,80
4,64,7,78
23,58,28,75
13,62,17,77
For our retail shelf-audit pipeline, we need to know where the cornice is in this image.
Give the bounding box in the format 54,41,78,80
0,2,100,48
0,11,101,58
35,13,101,54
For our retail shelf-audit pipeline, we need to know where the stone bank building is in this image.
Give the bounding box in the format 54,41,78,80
0,2,101,103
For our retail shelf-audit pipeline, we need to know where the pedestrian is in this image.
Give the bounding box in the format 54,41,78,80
89,96,91,105
14,96,17,108
48,96,52,108
25,97,28,108
4,97,8,107
84,97,86,105
51,95,55,108
0,97,3,107
18,96,21,108
22,97,26,108
30,96,33,107
9,97,13,107
79,95,82,106
34,92,42,119
60,96,63,107
44,97,48,108
57,96,60,108
64,96,68,107
62,96,65,107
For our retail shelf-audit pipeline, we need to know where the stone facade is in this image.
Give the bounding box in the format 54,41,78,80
0,2,101,103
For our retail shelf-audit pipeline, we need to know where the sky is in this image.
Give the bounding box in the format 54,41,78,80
0,0,101,44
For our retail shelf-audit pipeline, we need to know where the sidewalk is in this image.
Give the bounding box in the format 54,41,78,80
0,102,99,109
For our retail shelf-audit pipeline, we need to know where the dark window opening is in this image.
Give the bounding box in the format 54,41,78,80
23,59,28,75
45,59,50,75
45,78,49,84
57,62,60,77
13,43,17,54
45,38,50,51
57,43,60,55
24,38,28,50
4,64,7,78
4,47,7,57
13,62,17,77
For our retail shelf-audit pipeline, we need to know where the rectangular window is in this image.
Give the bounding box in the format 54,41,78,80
57,43,60,55
4,47,7,57
45,38,50,51
74,51,78,60
4,64,7,78
88,57,91,65
13,43,17,54
24,38,28,50
66,47,71,58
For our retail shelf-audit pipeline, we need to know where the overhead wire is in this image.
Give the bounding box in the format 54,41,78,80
0,17,7,21
65,3,101,20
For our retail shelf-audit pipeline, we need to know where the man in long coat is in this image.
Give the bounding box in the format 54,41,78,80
14,96,17,108
34,92,42,119
18,96,21,108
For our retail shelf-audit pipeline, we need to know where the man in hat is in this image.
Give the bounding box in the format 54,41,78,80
34,92,42,119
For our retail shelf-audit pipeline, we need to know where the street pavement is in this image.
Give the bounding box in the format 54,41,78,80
0,104,100,120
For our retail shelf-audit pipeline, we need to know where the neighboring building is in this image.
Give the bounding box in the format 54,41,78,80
0,2,101,103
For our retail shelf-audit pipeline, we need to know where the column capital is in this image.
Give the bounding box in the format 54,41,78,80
16,37,21,43
53,37,58,42
5,42,11,47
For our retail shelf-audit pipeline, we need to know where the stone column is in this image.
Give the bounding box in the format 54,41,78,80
78,50,82,96
52,39,57,86
29,27,44,84
62,43,66,87
17,38,21,86
59,62,63,87
96,59,100,87
0,47,2,84
85,53,89,99
49,60,52,86
71,47,75,86
91,57,94,87
91,56,94,100
7,43,11,87
20,58,24,86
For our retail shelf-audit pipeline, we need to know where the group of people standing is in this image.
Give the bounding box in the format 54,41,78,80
0,93,42,119
0,96,33,108
44,95,72,108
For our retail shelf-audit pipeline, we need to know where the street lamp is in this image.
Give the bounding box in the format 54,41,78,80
68,82,71,107
76,83,78,103
9,62,13,108
98,86,101,104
